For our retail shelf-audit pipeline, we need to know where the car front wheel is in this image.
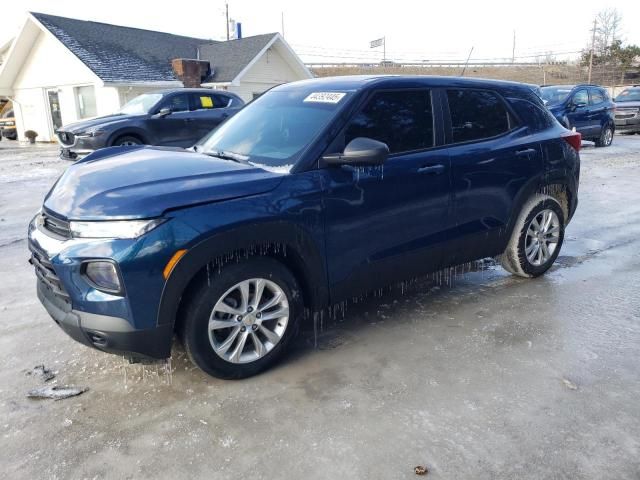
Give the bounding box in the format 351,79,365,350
179,258,301,379
500,194,565,278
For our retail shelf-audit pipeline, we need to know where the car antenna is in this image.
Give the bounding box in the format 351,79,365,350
460,46,474,77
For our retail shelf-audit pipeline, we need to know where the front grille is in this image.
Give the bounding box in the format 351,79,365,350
42,212,71,239
30,246,70,301
57,131,75,146
615,108,639,120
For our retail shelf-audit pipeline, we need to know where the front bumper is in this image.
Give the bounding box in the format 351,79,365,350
37,278,172,358
614,118,640,133
57,132,106,158
28,215,173,359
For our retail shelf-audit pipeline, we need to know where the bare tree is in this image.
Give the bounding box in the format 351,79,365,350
594,9,622,55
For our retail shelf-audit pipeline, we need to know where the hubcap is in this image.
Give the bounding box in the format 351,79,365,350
525,209,560,266
208,278,289,364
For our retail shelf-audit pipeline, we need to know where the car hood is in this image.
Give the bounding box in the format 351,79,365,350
58,114,143,133
43,146,285,220
614,101,640,109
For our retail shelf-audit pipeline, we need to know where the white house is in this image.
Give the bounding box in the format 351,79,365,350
0,12,312,142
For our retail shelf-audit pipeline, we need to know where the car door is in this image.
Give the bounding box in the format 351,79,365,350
444,88,543,264
320,89,452,301
566,88,590,135
146,93,193,146
588,88,611,136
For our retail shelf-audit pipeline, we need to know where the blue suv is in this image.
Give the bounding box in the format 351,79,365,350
28,76,581,379
540,84,615,147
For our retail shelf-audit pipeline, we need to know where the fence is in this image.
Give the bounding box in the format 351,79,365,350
310,63,640,90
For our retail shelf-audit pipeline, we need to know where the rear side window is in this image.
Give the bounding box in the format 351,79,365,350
590,89,606,105
446,90,514,143
190,93,229,110
345,90,434,154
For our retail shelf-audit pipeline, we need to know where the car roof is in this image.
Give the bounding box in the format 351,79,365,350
155,88,239,96
273,75,536,94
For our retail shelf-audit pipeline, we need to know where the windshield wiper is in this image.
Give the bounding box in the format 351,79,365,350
206,149,251,164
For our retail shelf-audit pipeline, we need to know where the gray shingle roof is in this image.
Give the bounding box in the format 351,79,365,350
198,33,277,83
31,12,213,83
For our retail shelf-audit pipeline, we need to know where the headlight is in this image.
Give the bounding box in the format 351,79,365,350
69,219,165,239
83,261,122,294
76,128,106,138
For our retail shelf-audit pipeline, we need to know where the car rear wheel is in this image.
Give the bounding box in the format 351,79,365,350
499,194,565,278
179,258,301,379
113,135,143,147
595,125,613,147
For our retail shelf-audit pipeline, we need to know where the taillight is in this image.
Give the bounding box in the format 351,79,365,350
562,131,582,152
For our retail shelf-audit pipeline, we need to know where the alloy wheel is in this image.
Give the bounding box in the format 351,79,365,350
525,209,560,266
208,278,289,364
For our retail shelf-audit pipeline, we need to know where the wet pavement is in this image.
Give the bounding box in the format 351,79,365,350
0,137,639,479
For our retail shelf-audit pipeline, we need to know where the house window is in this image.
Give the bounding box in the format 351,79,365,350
75,86,97,119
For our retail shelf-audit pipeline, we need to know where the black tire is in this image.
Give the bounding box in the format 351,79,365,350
595,124,614,147
179,257,302,379
499,194,565,278
112,135,143,147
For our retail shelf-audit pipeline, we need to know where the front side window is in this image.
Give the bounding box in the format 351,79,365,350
160,94,189,113
447,89,513,143
75,85,97,119
572,90,588,106
344,90,434,154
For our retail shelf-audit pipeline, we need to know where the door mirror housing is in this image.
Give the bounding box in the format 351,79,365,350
153,107,172,118
323,137,389,166
570,101,587,111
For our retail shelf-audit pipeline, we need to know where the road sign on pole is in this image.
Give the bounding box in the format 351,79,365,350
370,37,386,62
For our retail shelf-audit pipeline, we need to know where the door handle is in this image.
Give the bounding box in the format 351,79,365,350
417,164,445,175
515,148,537,157
221,112,230,118
184,118,195,122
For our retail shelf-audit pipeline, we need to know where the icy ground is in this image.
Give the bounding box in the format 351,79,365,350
0,137,639,479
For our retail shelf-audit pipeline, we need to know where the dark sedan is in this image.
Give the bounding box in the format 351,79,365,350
56,88,244,158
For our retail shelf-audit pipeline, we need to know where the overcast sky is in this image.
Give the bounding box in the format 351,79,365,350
2,0,639,63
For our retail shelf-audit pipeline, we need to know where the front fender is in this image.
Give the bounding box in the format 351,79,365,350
156,221,329,329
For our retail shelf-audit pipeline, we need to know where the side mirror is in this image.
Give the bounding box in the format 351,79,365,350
323,137,389,166
570,101,586,111
153,107,172,118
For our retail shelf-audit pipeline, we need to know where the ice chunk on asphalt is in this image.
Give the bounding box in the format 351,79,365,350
27,385,88,400
25,364,55,382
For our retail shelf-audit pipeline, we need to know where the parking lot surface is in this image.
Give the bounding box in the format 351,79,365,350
1,138,639,479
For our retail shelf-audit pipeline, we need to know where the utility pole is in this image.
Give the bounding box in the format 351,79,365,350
588,18,597,83
383,36,386,62
460,46,474,76
512,30,516,63
225,2,230,41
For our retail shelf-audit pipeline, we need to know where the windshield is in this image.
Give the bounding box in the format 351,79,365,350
119,93,164,115
540,86,574,106
615,89,640,103
198,90,351,173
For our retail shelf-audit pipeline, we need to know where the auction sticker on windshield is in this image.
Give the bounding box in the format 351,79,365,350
304,92,346,103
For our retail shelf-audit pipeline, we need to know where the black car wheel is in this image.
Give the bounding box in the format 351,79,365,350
179,257,302,379
500,194,565,278
113,135,143,147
